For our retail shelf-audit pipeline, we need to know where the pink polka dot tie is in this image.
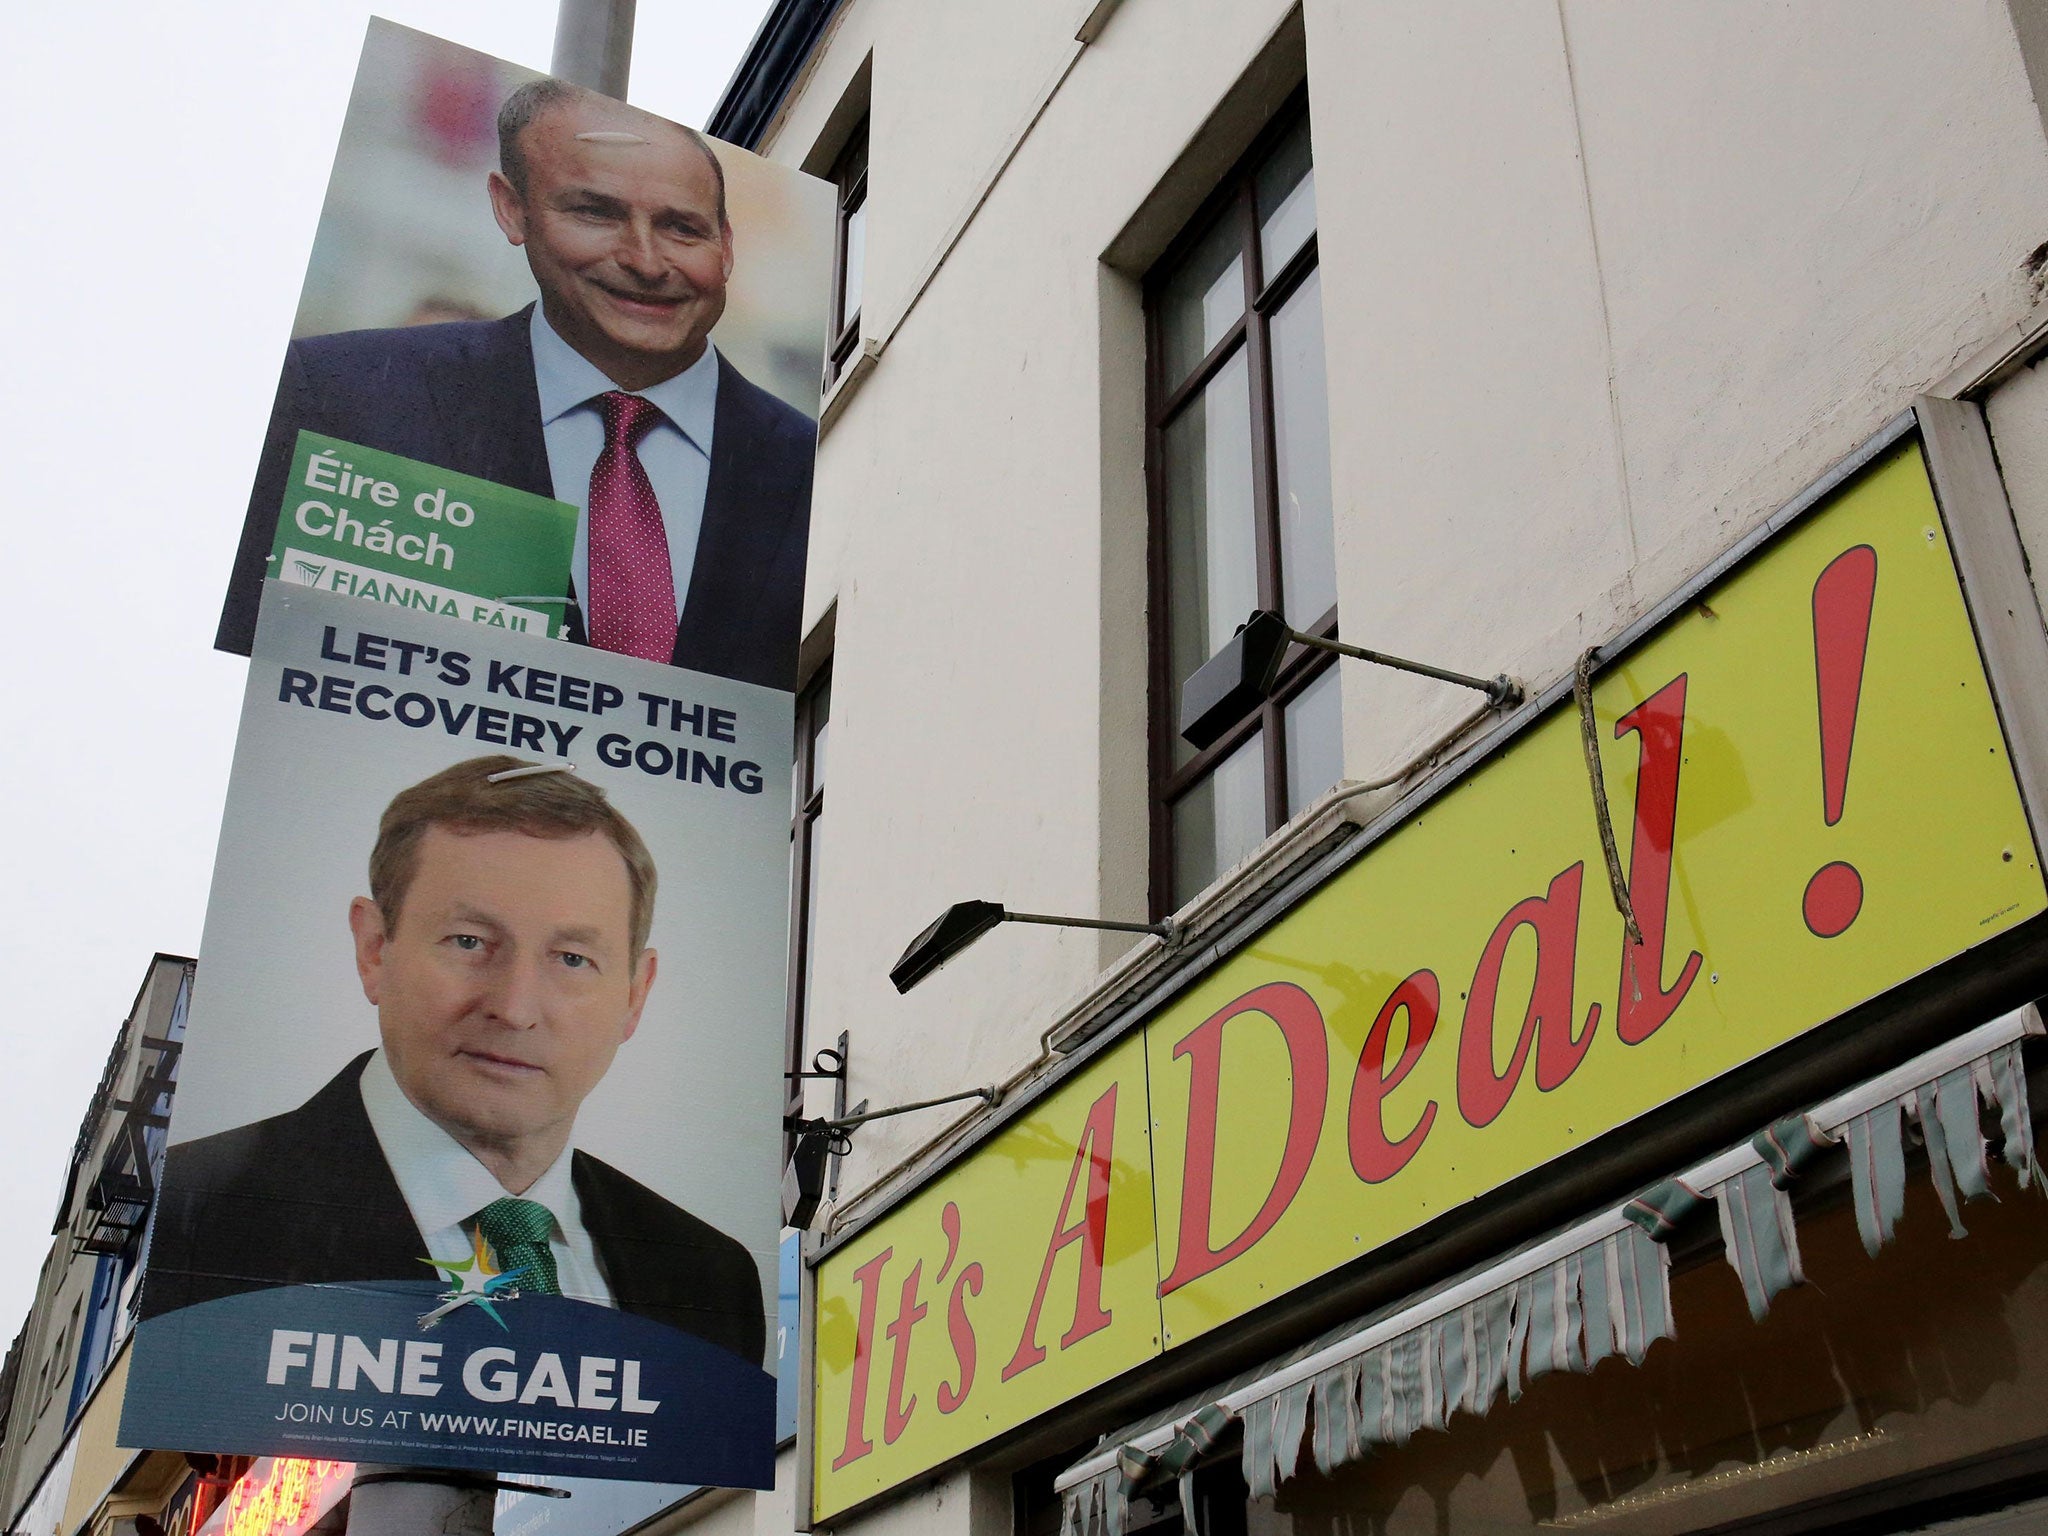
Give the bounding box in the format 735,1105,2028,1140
587,391,678,664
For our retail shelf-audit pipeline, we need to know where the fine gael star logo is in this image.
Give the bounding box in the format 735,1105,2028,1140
418,1230,527,1331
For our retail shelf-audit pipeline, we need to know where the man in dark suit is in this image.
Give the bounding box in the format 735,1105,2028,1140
140,755,764,1366
217,78,814,692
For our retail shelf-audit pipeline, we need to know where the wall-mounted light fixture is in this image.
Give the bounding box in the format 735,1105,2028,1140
780,1038,1004,1229
889,899,1177,994
1178,608,1522,751
783,1088,1002,1229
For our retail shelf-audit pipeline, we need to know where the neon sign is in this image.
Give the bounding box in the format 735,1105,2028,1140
198,1458,353,1536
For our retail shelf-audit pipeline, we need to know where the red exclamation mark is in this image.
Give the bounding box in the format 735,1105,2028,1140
1803,544,1878,938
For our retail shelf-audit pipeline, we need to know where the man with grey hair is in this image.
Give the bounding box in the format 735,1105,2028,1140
138,754,765,1366
220,78,815,691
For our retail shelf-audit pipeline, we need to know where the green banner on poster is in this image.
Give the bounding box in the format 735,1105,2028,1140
269,431,576,639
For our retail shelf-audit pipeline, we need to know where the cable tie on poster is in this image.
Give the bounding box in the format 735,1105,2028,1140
487,762,580,783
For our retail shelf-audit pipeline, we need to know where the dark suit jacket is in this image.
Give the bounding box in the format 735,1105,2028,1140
217,309,815,691
139,1053,765,1365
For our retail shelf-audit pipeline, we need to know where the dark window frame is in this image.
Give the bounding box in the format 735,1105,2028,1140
1144,91,1335,918
784,663,831,1156
827,125,869,384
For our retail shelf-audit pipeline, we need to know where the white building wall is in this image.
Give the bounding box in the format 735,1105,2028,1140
766,0,1313,1188
676,2,2048,1530
1307,0,1636,769
749,0,2048,1205
1990,359,2048,563
1312,0,2048,771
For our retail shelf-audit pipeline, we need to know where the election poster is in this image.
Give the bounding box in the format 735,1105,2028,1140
122,584,791,1486
216,18,835,691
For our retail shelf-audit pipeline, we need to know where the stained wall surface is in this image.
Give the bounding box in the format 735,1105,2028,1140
739,0,2048,1200
669,1,2048,1530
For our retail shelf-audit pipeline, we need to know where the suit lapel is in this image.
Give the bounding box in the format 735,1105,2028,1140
297,1054,433,1285
571,1151,638,1300
671,368,781,667
418,307,555,499
424,306,580,637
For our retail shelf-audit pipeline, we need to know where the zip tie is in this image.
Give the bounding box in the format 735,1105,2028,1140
486,762,579,783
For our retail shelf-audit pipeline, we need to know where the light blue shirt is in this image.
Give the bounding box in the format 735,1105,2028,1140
358,1047,615,1307
528,306,718,630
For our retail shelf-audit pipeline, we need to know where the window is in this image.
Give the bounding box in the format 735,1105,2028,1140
40,1302,78,1414
785,665,831,1148
1147,99,1339,912
827,124,868,386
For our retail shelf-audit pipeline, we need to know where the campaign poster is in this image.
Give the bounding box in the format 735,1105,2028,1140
122,584,790,1486
216,18,833,688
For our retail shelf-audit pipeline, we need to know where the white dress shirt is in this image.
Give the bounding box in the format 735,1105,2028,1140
357,1048,614,1307
528,305,719,633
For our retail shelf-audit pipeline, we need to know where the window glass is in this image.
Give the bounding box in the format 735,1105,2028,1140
1164,349,1258,701
839,199,866,334
1172,728,1267,907
809,680,831,790
1256,115,1316,278
1150,100,1335,918
1271,268,1336,628
1284,664,1343,815
791,677,828,812
828,126,869,380
800,815,824,1036
1159,214,1246,389
789,672,830,1089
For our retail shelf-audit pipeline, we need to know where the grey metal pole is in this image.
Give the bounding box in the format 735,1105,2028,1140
345,1465,494,1536
348,11,636,1528
552,0,637,96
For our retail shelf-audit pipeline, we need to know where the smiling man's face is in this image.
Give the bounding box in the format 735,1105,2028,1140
488,92,733,392
350,824,657,1188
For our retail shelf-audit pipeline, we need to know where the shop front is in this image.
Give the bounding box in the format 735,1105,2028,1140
802,404,2048,1535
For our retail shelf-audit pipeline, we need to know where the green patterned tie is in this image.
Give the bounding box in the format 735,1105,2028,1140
474,1197,560,1296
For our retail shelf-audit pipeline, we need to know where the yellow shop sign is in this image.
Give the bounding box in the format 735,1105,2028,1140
812,441,2044,1521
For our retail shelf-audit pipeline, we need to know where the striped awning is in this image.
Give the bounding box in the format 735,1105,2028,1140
1058,1006,2042,1536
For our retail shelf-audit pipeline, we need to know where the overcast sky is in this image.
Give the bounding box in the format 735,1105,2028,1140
0,0,774,1348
